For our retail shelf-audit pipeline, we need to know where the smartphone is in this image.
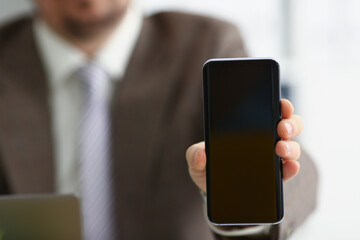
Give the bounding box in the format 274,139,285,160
203,58,283,225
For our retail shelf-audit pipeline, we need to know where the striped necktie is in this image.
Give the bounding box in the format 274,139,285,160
77,62,116,240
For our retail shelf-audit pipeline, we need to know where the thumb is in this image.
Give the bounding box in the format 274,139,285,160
186,142,207,192
186,142,206,171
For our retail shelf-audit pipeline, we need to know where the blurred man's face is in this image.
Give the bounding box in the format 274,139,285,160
35,0,129,39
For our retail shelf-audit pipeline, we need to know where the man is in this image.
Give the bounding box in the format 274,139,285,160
0,0,317,239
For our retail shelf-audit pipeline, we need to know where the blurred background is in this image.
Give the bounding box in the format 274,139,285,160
1,0,359,239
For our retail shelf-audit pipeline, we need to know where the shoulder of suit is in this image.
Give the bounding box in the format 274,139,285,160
0,16,33,53
146,11,235,26
144,11,238,39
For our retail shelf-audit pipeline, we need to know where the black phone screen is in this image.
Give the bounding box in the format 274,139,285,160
203,58,283,225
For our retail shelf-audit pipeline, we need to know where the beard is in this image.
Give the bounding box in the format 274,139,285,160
62,0,126,40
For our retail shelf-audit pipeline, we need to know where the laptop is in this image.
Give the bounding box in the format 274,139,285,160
0,194,82,240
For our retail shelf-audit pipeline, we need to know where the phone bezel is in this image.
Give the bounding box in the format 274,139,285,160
202,57,284,226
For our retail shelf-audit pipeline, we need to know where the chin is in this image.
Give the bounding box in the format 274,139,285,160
62,1,127,39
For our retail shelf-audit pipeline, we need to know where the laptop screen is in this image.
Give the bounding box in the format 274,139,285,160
0,194,82,240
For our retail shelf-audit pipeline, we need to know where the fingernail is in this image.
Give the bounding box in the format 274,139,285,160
284,142,291,156
193,150,200,168
284,122,293,135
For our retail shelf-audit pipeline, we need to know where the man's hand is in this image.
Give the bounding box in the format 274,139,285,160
186,99,304,193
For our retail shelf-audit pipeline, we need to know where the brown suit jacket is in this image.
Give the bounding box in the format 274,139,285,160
0,12,318,240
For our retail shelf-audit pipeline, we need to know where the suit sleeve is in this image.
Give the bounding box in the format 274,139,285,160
204,22,319,240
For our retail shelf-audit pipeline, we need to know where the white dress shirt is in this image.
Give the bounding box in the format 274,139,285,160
33,4,142,195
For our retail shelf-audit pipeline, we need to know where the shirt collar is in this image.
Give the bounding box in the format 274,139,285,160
95,4,142,79
33,3,143,88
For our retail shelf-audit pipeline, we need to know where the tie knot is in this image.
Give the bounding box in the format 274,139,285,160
77,62,109,96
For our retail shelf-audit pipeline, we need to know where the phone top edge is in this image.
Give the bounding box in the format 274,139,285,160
203,57,279,68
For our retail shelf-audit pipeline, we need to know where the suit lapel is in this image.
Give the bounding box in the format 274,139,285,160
110,17,179,233
0,18,55,193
